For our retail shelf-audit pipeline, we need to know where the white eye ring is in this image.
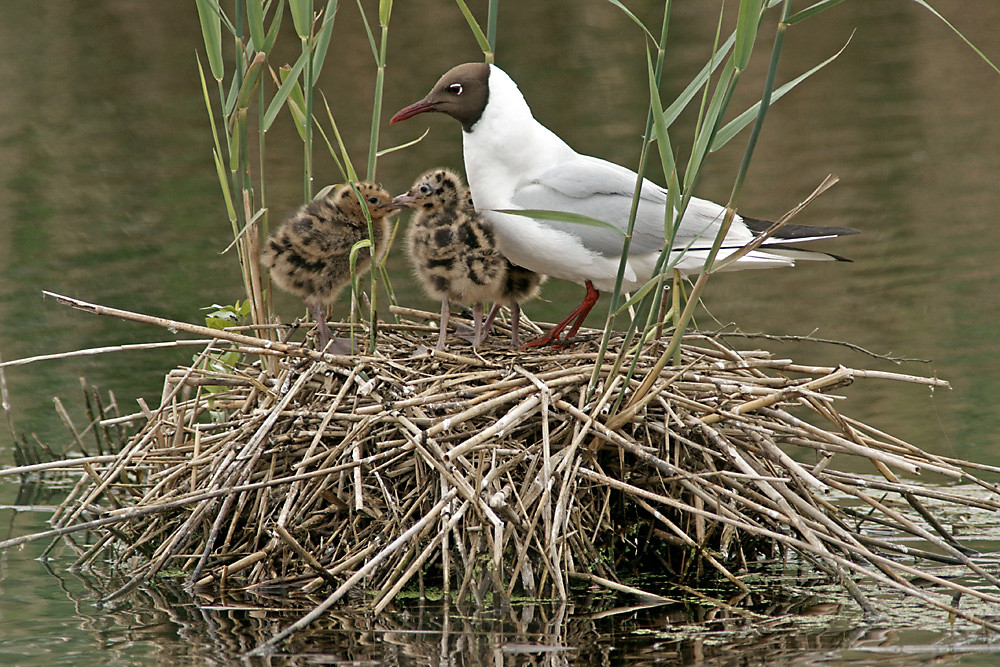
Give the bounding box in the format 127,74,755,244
448,83,463,95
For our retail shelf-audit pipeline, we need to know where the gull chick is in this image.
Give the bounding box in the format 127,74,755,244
391,63,859,347
396,168,542,350
262,182,400,351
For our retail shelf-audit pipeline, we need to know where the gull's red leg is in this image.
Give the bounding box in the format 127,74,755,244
522,281,600,349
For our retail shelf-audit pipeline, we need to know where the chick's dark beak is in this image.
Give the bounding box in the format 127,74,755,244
378,198,410,212
391,191,419,207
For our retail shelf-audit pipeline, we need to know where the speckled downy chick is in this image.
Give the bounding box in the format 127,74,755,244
484,261,546,348
396,169,543,349
261,182,401,351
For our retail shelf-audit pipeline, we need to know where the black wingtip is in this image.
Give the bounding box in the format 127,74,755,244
742,215,860,240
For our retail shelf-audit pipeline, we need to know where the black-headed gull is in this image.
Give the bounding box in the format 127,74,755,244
395,168,544,349
262,182,402,351
391,63,857,347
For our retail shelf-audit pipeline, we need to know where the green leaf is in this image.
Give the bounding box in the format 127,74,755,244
312,120,349,183
646,48,676,205
195,0,224,81
379,0,392,27
612,276,660,317
733,0,764,70
355,0,379,62
320,91,359,182
262,0,285,53
710,33,852,151
684,62,735,190
212,148,237,221
454,0,491,57
235,51,266,110
312,0,340,85
197,53,228,184
349,236,374,318
493,209,626,236
289,0,312,39
604,0,654,42
263,52,307,131
246,0,266,51
909,0,1000,76
376,127,430,158
272,64,308,140
228,109,244,171
660,31,736,126
786,0,848,25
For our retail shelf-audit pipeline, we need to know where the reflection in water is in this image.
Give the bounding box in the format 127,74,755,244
27,566,1000,665
36,571,856,665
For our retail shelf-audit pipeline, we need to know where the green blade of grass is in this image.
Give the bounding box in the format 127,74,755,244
710,33,852,151
272,64,308,141
786,0,848,25
212,148,237,222
645,47,678,223
376,127,430,158
734,0,764,70
197,53,226,171
604,0,655,42
493,209,626,235
355,0,379,63
195,0,224,81
454,0,492,59
235,51,266,110
311,113,349,183
262,51,307,131
660,31,735,127
262,0,285,52
909,0,1000,76
311,0,340,85
246,0,266,50
320,91,359,182
229,109,245,171
289,0,312,39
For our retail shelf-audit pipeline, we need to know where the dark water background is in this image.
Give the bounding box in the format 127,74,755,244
1,0,999,663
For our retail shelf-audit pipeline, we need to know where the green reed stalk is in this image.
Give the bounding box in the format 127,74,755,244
353,0,394,352
486,0,498,56
624,1,792,410
586,3,672,397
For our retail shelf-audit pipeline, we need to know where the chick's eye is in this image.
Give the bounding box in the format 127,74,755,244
419,185,432,194
368,196,379,204
447,83,463,95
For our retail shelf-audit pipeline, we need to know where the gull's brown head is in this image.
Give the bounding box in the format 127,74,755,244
390,63,490,132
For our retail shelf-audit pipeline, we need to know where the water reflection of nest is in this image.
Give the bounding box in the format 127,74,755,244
30,308,1000,649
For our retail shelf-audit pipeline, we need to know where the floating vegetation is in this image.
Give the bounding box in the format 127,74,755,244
3,293,1000,653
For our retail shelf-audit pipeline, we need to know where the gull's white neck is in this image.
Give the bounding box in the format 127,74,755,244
462,65,574,210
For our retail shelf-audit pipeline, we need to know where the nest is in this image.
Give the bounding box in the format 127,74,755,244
8,294,1000,650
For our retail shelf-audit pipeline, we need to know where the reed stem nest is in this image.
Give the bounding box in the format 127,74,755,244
6,293,1000,648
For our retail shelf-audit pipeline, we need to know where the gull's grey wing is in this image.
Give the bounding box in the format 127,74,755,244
510,156,668,258
510,155,752,258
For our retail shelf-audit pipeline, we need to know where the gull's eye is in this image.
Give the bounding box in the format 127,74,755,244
447,83,463,95
419,184,433,195
368,196,379,204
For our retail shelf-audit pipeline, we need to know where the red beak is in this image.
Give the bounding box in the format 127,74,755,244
389,98,438,125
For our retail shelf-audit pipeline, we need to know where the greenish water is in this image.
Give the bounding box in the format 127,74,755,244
1,0,1000,663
